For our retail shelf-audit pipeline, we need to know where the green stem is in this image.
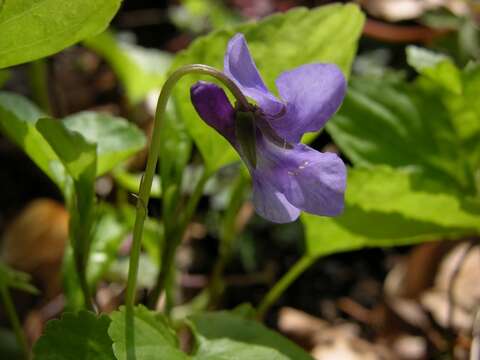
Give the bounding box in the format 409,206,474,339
125,65,250,311
28,59,52,114
0,285,29,359
256,255,315,320
69,187,95,311
182,171,212,227
74,253,94,311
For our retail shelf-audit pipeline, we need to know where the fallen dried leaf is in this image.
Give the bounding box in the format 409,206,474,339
1,199,68,298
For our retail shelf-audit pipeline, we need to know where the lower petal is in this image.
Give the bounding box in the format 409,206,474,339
255,138,346,217
279,146,346,216
252,176,300,223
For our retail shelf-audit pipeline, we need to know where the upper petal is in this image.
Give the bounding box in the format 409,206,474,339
190,81,236,143
224,33,283,115
253,136,346,217
252,176,300,223
272,64,347,143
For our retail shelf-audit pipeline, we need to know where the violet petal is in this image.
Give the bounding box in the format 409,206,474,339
273,64,346,143
253,136,346,217
252,176,301,223
224,33,283,115
190,81,236,143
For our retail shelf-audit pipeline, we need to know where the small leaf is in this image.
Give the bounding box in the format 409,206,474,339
63,111,146,176
189,312,313,360
109,305,187,360
0,92,67,189
36,118,97,182
0,0,122,68
33,311,115,360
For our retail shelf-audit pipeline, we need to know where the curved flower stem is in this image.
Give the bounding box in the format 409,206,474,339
256,255,315,320
125,65,250,311
0,285,29,359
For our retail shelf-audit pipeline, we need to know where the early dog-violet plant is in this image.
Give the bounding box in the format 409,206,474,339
126,33,347,316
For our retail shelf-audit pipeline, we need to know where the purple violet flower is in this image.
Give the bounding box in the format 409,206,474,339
190,33,347,223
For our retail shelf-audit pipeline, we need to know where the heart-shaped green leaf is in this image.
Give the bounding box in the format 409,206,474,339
63,111,146,176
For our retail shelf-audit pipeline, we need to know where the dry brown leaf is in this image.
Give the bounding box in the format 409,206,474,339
434,243,480,312
1,198,68,298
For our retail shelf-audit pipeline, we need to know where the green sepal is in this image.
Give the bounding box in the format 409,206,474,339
235,110,257,169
